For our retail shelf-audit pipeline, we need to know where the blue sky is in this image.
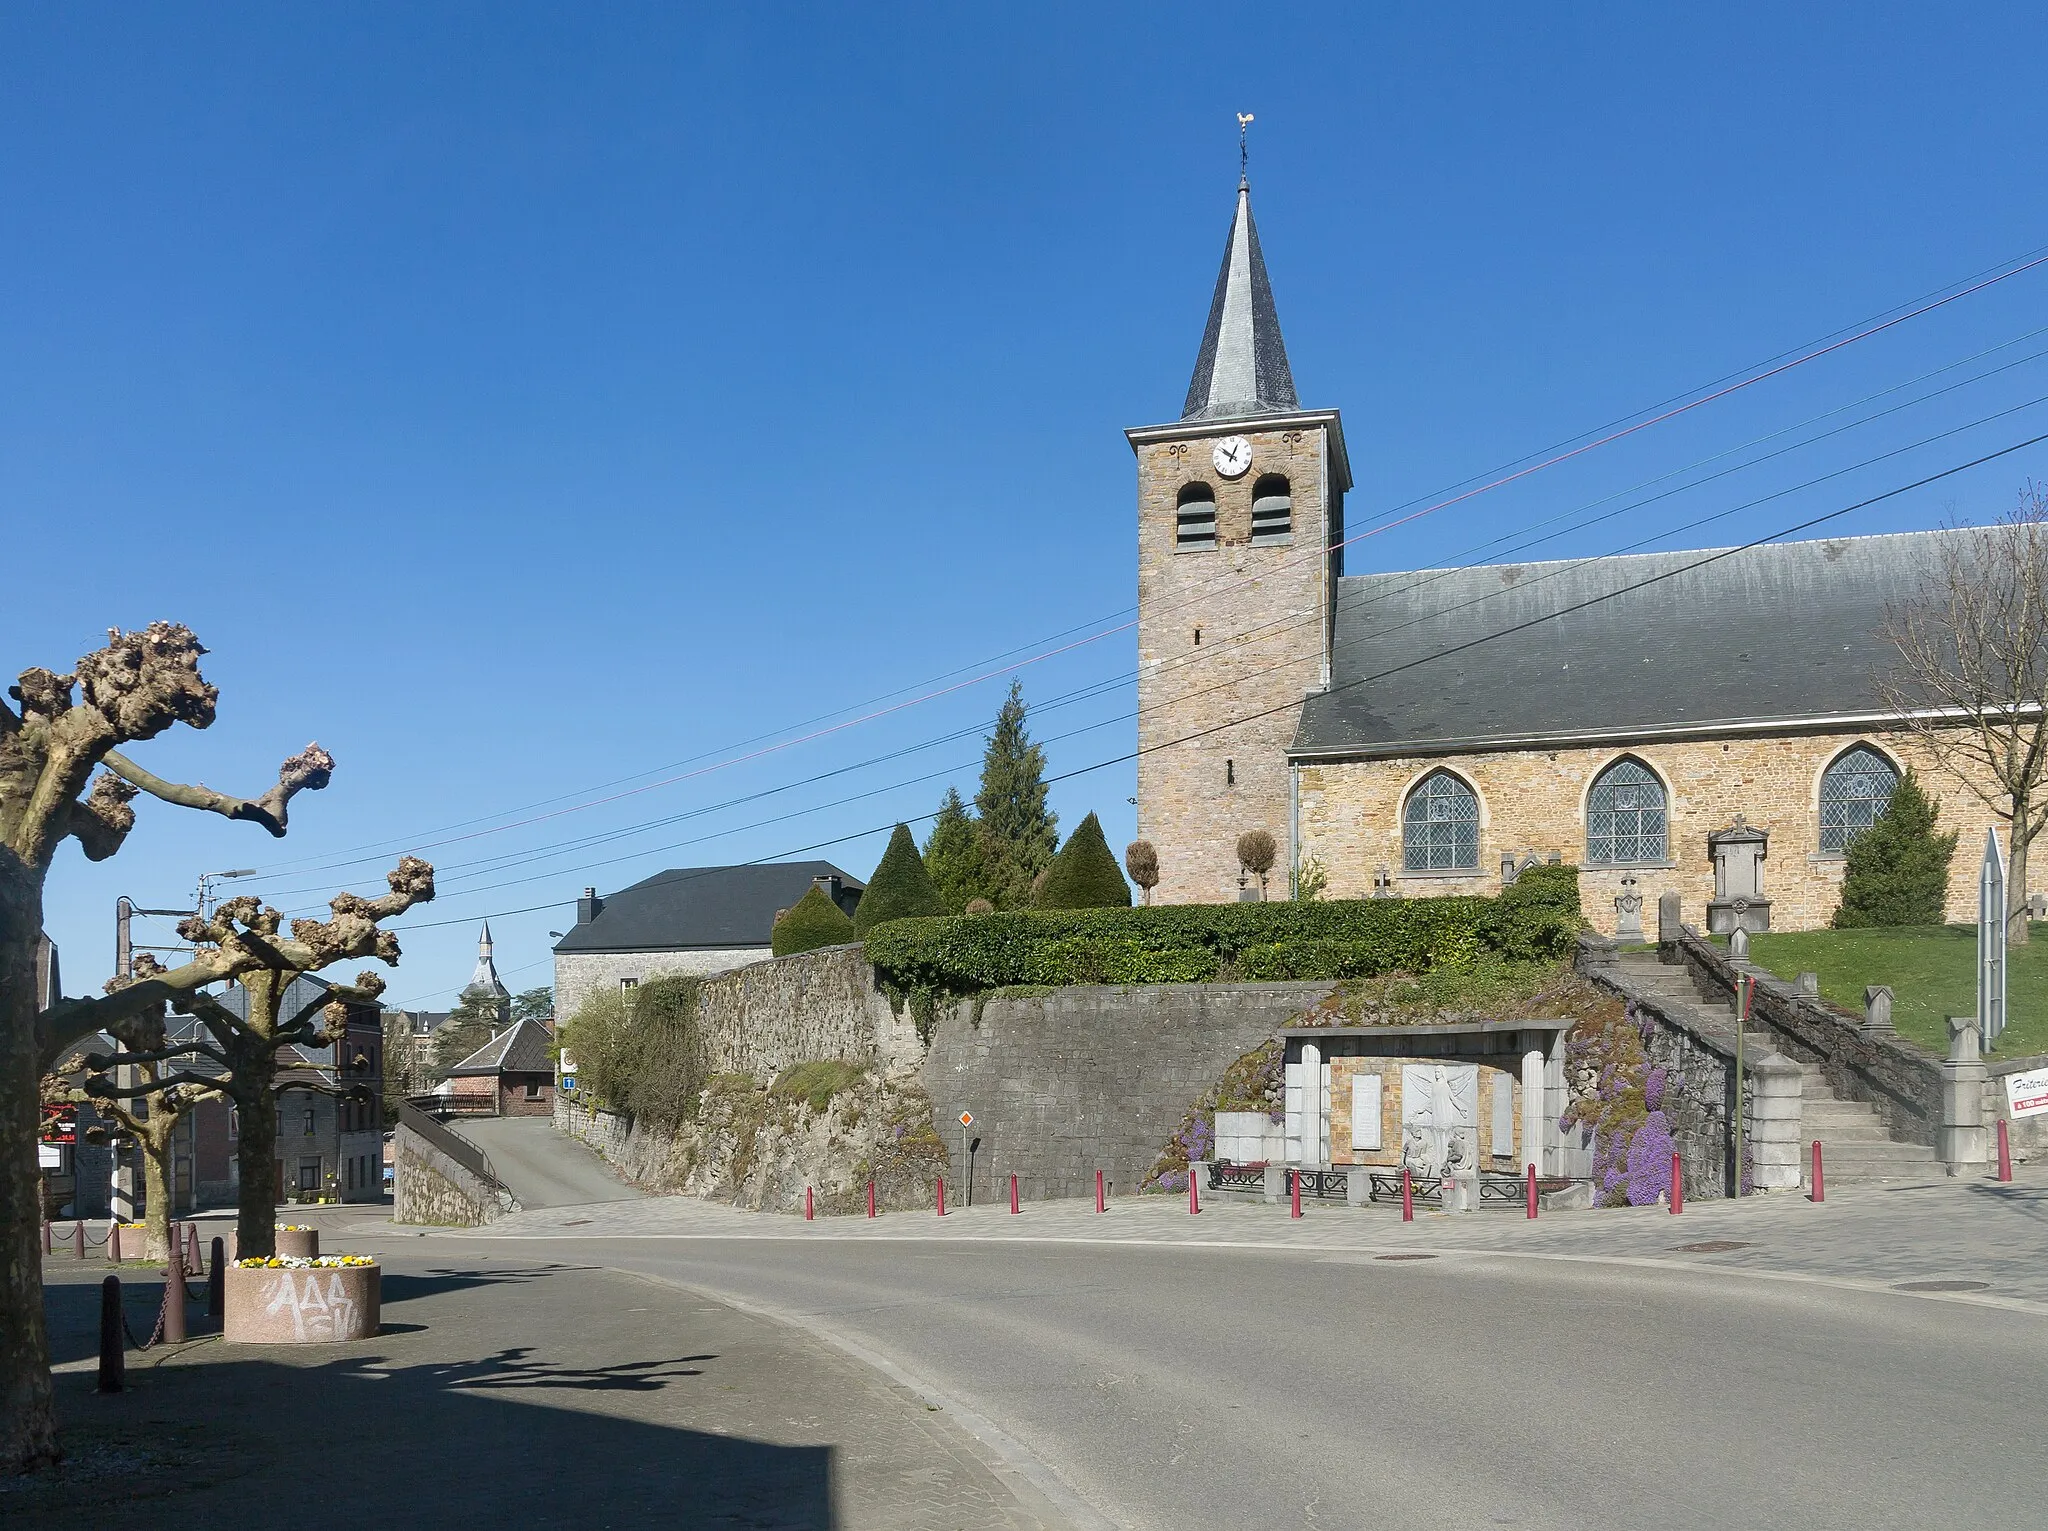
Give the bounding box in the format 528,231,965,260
7,3,2048,1010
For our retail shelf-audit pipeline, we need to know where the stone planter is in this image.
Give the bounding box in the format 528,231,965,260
224,1262,380,1343
275,1227,320,1259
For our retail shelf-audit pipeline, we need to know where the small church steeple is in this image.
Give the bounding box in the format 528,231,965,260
469,921,511,1021
1181,153,1299,423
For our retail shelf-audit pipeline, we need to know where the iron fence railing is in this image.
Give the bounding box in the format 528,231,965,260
397,1102,510,1197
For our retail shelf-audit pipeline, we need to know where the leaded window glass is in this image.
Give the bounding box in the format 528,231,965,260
1819,745,1899,853
1403,771,1480,872
1586,758,1667,864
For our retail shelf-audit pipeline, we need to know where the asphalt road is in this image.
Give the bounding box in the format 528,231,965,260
454,1116,645,1208
554,1235,2045,1531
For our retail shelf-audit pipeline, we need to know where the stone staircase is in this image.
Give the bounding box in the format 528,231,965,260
1611,952,1938,1184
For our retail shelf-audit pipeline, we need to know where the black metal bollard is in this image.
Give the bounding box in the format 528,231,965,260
97,1276,124,1393
186,1223,201,1276
208,1237,225,1326
163,1242,187,1345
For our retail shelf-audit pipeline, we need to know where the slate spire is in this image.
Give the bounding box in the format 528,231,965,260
1182,176,1300,423
468,920,510,1016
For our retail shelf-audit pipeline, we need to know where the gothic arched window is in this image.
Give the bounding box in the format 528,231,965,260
1175,483,1217,551
1819,745,1900,853
1586,757,1667,864
1251,474,1292,544
1403,770,1480,872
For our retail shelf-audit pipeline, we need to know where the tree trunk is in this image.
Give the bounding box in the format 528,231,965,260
235,1071,278,1259
1,867,60,1472
2011,806,2033,947
139,1118,174,1264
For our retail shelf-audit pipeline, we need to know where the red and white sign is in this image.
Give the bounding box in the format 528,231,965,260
2006,1067,2048,1120
958,1111,975,1129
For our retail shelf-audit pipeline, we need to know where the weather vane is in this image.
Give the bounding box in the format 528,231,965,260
1238,112,1254,183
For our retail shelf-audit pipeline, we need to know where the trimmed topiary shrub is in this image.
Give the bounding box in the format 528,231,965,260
772,885,857,956
865,868,1582,1009
854,823,948,934
1035,812,1132,909
1832,769,1958,928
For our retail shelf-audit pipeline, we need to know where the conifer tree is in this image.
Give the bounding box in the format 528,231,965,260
771,884,858,955
923,787,989,912
1036,812,1132,909
854,823,948,933
1832,768,1959,927
975,680,1058,908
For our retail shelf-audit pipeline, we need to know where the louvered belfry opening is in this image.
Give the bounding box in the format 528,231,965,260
1251,474,1292,544
1176,482,1218,551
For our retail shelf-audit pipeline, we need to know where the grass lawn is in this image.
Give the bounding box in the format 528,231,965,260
1745,923,2048,1060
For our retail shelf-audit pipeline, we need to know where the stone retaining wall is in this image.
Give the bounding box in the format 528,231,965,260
392,1122,518,1227
921,981,1335,1203
695,943,924,1079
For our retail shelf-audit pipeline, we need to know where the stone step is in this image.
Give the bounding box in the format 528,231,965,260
1796,1138,1939,1167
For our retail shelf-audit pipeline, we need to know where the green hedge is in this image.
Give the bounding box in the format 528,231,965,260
865,863,1581,998
772,884,857,956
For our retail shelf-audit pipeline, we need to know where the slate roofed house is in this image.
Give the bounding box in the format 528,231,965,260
551,862,864,1020
441,1017,557,1117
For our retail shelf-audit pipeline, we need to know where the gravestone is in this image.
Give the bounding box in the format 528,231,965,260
1706,817,1772,934
1614,875,1644,941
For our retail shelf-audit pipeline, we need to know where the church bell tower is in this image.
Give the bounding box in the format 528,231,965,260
1126,170,1350,903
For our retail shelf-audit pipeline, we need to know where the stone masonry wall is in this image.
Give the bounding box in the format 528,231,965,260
695,943,923,1080
1136,421,1336,905
392,1123,517,1227
920,980,1335,1203
554,945,770,1022
1297,727,2011,936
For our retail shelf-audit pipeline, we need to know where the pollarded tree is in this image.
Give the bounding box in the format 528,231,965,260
81,859,434,1257
1236,829,1277,900
2,622,334,1473
1037,812,1132,909
853,823,947,934
1124,840,1159,906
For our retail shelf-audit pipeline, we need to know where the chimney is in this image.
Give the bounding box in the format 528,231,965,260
813,873,841,906
577,886,602,925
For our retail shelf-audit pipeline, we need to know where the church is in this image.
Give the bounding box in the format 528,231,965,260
1128,174,2016,934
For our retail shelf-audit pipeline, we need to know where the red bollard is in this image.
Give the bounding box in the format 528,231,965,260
935,1178,946,1216
1189,1169,1200,1215
1401,1167,1413,1222
1811,1140,1825,1203
42,1220,51,1255
73,1222,85,1259
1669,1151,1684,1215
1998,1118,2014,1182
1095,1169,1106,1214
867,1179,876,1218
1009,1173,1020,1214
1290,1170,1302,1219
1525,1163,1538,1219
805,1186,814,1221
109,1222,122,1263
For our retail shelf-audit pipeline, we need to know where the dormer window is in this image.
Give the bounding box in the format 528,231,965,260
1251,475,1293,544
1175,484,1217,551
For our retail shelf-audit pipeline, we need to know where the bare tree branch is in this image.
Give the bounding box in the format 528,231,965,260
102,740,333,839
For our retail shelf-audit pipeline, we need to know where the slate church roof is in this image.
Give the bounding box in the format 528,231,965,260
1291,528,1961,759
1182,178,1300,423
550,862,865,955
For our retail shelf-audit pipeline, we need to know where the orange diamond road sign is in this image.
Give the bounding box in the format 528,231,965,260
958,1111,975,1128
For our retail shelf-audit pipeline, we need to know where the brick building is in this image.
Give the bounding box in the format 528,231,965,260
1131,175,2016,932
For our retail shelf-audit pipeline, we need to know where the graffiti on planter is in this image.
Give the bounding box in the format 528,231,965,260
261,1269,364,1341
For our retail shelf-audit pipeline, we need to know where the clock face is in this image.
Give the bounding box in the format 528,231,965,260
1212,435,1253,479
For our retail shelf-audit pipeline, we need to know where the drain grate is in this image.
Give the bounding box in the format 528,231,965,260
1672,1240,1756,1253
1893,1279,1989,1293
1375,1253,1438,1262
